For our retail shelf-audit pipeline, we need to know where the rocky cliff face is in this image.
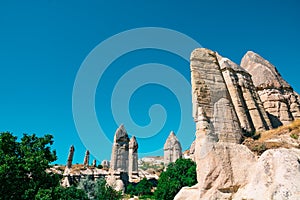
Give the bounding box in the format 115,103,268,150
217,53,272,134
241,51,300,127
175,48,300,200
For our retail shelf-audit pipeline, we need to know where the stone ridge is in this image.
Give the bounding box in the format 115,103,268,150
216,53,272,134
241,51,300,127
241,51,290,90
191,48,242,144
174,48,300,200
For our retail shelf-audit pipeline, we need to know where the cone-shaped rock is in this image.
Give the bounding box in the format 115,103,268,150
110,125,130,172
128,136,138,178
164,131,182,167
241,51,300,127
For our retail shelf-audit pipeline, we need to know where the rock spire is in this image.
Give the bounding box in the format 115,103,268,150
110,124,130,172
66,145,75,169
83,150,89,166
217,53,272,134
110,124,138,178
129,136,138,179
163,131,182,167
241,51,300,127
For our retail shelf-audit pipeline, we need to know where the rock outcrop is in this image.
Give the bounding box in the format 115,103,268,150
129,136,138,179
83,150,89,166
163,131,182,167
234,148,300,200
66,145,75,169
217,53,272,134
92,159,96,167
175,48,300,200
110,124,139,184
241,51,300,127
191,49,242,145
101,160,110,169
110,124,130,172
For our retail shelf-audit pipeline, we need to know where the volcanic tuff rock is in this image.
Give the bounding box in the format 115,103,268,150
110,124,130,172
217,53,272,134
234,148,300,200
83,150,89,166
163,131,182,167
241,51,300,127
175,48,300,200
110,124,139,183
129,136,138,179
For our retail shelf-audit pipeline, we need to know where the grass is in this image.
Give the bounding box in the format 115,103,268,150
257,119,300,142
243,119,300,155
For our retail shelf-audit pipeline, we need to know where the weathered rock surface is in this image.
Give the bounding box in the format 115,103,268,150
83,150,89,166
163,131,182,167
106,174,125,192
101,160,110,168
129,136,138,179
175,48,300,200
66,145,74,169
241,51,300,127
234,148,300,200
191,48,242,145
110,124,130,172
175,148,300,200
110,124,139,184
217,53,272,134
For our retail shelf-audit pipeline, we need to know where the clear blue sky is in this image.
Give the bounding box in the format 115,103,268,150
0,1,299,164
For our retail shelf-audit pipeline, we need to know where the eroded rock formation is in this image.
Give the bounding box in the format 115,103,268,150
66,145,75,169
217,53,272,134
110,124,130,172
241,51,300,127
110,124,139,182
175,48,300,200
129,136,138,179
163,131,182,167
83,150,89,166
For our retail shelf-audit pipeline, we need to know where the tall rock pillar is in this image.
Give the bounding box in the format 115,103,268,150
66,145,75,169
110,125,130,173
83,150,89,166
163,131,182,167
128,136,138,179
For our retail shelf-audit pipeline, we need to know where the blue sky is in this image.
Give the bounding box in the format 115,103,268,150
0,1,299,164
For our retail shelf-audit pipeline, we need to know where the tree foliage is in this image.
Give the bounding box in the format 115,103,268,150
154,158,197,200
0,132,59,199
126,178,153,197
35,186,88,200
77,176,122,200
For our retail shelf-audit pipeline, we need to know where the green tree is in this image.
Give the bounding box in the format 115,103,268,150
35,186,88,200
0,132,58,199
94,178,122,200
77,175,96,199
126,178,153,197
154,158,197,200
77,176,122,200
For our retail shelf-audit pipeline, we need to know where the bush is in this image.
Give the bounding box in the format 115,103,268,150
154,158,197,200
77,177,122,200
126,178,153,197
0,132,58,199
